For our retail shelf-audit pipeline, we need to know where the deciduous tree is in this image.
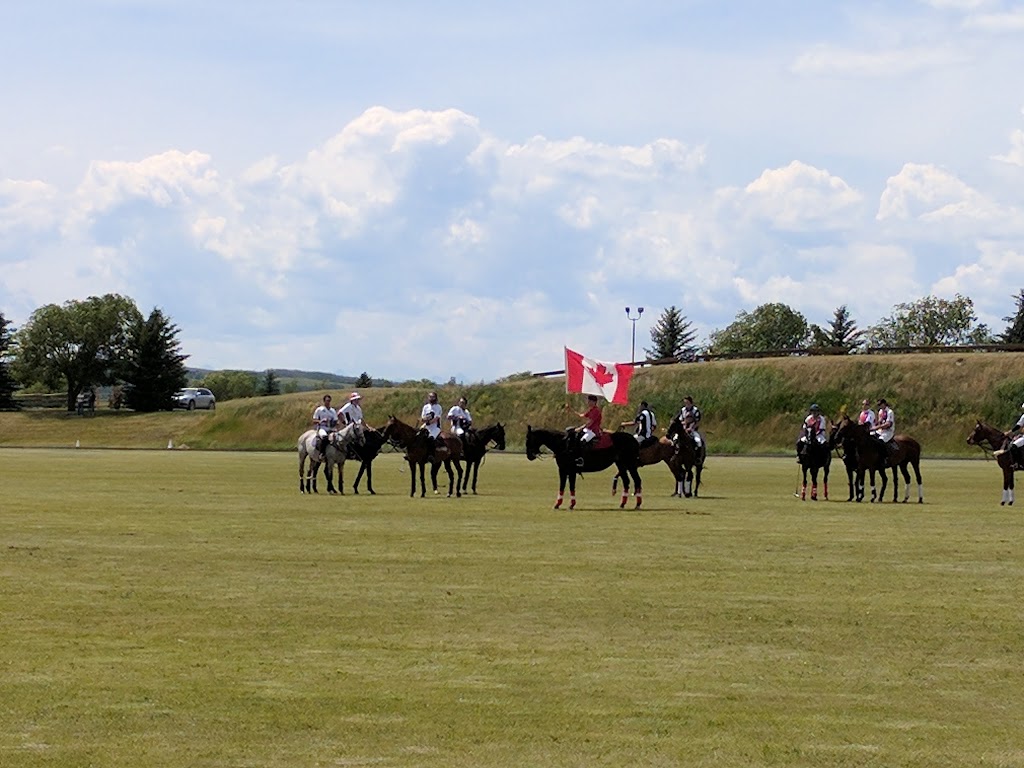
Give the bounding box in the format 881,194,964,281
13,294,142,411
202,370,258,402
867,294,992,347
708,303,809,354
645,306,699,361
122,309,189,412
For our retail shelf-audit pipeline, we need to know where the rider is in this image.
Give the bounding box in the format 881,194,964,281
567,394,603,467
339,391,365,458
995,401,1024,466
797,403,828,460
447,396,473,439
677,396,704,449
621,400,657,448
871,397,898,463
312,394,338,455
420,391,444,459
857,399,876,427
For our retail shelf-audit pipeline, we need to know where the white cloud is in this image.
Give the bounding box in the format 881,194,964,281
877,163,1004,222
992,128,1024,167
963,9,1024,31
791,44,965,77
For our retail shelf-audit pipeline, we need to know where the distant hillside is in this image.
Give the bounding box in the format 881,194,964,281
186,368,384,392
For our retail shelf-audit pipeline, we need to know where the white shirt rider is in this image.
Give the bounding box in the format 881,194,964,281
872,402,895,442
421,393,443,439
447,399,472,436
312,397,338,443
858,401,876,427
1009,405,1024,449
802,411,828,444
339,393,364,426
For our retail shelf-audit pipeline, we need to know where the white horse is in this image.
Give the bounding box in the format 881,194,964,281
297,423,364,494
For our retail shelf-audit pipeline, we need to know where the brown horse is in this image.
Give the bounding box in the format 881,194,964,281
611,434,683,496
829,419,876,502
966,421,1020,505
381,416,464,498
832,416,923,503
525,426,642,510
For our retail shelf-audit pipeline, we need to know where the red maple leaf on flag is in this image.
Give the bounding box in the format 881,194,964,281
586,363,615,386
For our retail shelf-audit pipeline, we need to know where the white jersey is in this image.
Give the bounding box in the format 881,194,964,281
858,408,876,427
339,401,363,425
421,403,443,438
312,405,338,429
873,407,895,442
447,405,472,434
803,413,828,443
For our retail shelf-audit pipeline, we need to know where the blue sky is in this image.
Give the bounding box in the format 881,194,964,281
2,0,1024,382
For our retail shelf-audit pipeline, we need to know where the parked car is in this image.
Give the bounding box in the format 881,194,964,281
174,387,216,410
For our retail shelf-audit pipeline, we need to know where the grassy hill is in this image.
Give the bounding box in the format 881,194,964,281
3,353,1023,455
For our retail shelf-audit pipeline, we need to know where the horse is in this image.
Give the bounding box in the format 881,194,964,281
831,416,924,503
665,418,706,498
525,426,642,510
380,416,464,498
350,425,390,495
297,423,365,494
795,432,831,501
611,433,681,497
966,421,1020,505
828,419,874,502
457,423,507,495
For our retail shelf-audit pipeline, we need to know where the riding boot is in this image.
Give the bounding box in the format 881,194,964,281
1011,445,1023,469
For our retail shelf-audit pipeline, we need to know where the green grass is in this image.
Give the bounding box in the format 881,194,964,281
3,448,1023,767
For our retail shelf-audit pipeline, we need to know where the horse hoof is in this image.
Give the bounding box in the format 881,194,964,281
1001,501,1007,506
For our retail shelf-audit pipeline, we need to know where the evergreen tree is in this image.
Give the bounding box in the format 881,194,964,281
645,306,699,361
1000,289,1024,344
0,311,18,410
122,309,189,412
261,369,281,396
809,305,865,350
355,372,373,388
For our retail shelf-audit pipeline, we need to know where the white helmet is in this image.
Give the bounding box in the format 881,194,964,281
1020,401,1024,409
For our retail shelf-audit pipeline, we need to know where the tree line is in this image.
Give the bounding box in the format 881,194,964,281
645,292,1024,360
3,291,1024,411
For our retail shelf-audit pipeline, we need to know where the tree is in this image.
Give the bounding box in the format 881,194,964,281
809,305,865,351
261,369,281,396
1000,289,1024,344
0,311,18,410
645,306,698,361
708,303,809,354
201,370,258,402
122,309,189,412
355,372,373,388
13,294,142,411
867,294,993,347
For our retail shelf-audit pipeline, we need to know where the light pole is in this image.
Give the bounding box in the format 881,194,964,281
625,306,644,363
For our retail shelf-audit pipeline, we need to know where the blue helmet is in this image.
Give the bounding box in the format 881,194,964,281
810,403,820,411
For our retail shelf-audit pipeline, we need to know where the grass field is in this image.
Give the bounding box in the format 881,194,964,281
3,448,1023,767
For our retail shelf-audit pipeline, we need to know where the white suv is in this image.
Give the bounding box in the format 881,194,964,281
174,387,216,410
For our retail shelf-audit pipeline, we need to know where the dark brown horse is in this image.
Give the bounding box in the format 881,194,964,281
794,433,831,501
966,421,1019,505
381,416,464,498
525,426,642,510
832,416,923,503
665,418,706,498
458,423,506,494
350,425,390,495
828,418,876,502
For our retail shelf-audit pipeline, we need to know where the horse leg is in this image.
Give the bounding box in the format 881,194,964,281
554,468,567,509
568,470,577,510
912,459,923,504
299,454,307,494
1002,466,1013,506
632,467,642,509
899,464,911,503
693,465,702,497
800,466,807,500
810,466,818,501
619,468,630,509
471,460,480,494
366,461,375,495
337,459,345,495
890,467,899,503
823,460,829,500
612,473,620,496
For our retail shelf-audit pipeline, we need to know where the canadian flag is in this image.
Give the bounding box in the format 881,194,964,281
564,347,634,405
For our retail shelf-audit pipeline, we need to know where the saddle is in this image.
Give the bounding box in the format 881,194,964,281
593,432,613,451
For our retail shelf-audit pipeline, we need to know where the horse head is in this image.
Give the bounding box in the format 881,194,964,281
525,425,539,461
492,423,506,451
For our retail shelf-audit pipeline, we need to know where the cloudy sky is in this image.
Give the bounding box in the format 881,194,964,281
2,0,1023,383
